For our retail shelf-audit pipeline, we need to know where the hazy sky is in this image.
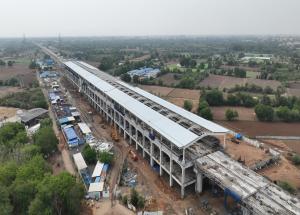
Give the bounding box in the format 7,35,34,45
1,0,299,37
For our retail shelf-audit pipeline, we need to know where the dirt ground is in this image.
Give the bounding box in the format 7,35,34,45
211,106,256,121
259,157,300,188
225,139,271,167
92,201,134,215
217,120,300,137
139,85,200,112
0,106,20,118
157,73,181,86
0,63,36,87
199,74,281,90
0,86,24,98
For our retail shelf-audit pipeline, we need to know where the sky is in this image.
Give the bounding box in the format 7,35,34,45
0,0,299,37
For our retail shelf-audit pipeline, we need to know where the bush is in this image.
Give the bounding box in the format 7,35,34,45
98,151,114,164
204,89,224,106
278,181,296,194
292,154,300,165
183,100,193,111
82,145,97,165
122,195,128,205
225,109,239,121
130,188,145,209
255,104,274,121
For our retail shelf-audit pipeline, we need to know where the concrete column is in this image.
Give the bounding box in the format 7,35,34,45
142,136,145,158
181,168,186,199
159,149,162,176
169,160,173,187
195,172,203,193
150,142,154,166
183,148,185,164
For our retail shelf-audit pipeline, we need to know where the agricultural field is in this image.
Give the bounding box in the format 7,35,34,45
211,106,256,121
139,85,200,112
217,120,300,137
0,61,36,87
199,74,281,90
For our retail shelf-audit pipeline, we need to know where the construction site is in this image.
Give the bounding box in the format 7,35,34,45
37,45,300,215
61,59,300,214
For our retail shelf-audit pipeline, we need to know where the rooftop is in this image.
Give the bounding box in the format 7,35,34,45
20,108,48,123
65,61,200,148
73,153,87,171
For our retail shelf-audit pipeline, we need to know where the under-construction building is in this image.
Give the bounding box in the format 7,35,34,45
63,60,300,215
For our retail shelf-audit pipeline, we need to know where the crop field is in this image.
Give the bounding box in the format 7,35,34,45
211,106,256,121
199,74,281,90
140,85,200,112
0,62,36,87
157,73,181,86
217,120,300,137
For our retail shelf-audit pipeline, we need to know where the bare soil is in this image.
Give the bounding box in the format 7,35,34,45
225,139,271,167
0,86,24,98
199,74,281,90
211,106,256,121
139,85,200,112
0,106,19,118
157,73,181,86
259,157,300,188
217,121,300,137
0,63,36,87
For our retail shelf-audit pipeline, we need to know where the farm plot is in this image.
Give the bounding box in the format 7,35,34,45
211,106,256,121
0,62,36,87
157,73,181,86
199,74,281,90
140,85,200,112
0,86,23,98
217,121,300,137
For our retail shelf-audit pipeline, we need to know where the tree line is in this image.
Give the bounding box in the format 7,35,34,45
0,121,84,215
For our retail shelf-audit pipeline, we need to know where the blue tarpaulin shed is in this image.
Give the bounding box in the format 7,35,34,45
63,126,79,146
102,164,110,173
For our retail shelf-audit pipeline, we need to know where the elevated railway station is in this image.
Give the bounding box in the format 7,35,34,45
62,60,300,215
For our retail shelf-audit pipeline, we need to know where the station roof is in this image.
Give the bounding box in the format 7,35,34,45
20,108,48,123
196,151,268,199
64,61,199,148
117,81,228,133
73,153,87,170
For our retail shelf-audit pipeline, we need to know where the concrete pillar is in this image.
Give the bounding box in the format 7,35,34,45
142,136,145,158
150,142,154,166
182,148,185,164
159,149,162,176
181,168,186,199
169,160,173,187
195,172,203,193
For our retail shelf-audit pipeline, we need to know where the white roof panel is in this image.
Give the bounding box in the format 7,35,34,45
117,81,228,133
78,122,91,134
88,182,104,192
92,161,104,178
64,61,199,148
73,153,87,170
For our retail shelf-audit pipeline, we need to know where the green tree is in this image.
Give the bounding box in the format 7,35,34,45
183,100,193,111
0,184,13,215
40,118,53,128
121,73,132,83
292,154,300,165
255,104,274,121
29,172,84,215
225,109,239,121
98,57,114,71
34,126,58,156
205,89,224,106
82,145,97,164
132,75,139,84
226,94,240,106
0,162,18,187
98,151,114,164
29,61,38,69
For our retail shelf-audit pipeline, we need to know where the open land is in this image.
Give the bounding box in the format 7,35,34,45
199,74,281,90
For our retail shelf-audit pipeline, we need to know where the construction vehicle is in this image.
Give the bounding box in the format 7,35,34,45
227,133,242,144
111,125,119,142
129,150,138,161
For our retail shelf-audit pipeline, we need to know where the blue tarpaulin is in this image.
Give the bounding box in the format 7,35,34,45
102,164,110,172
95,176,101,183
63,127,79,146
